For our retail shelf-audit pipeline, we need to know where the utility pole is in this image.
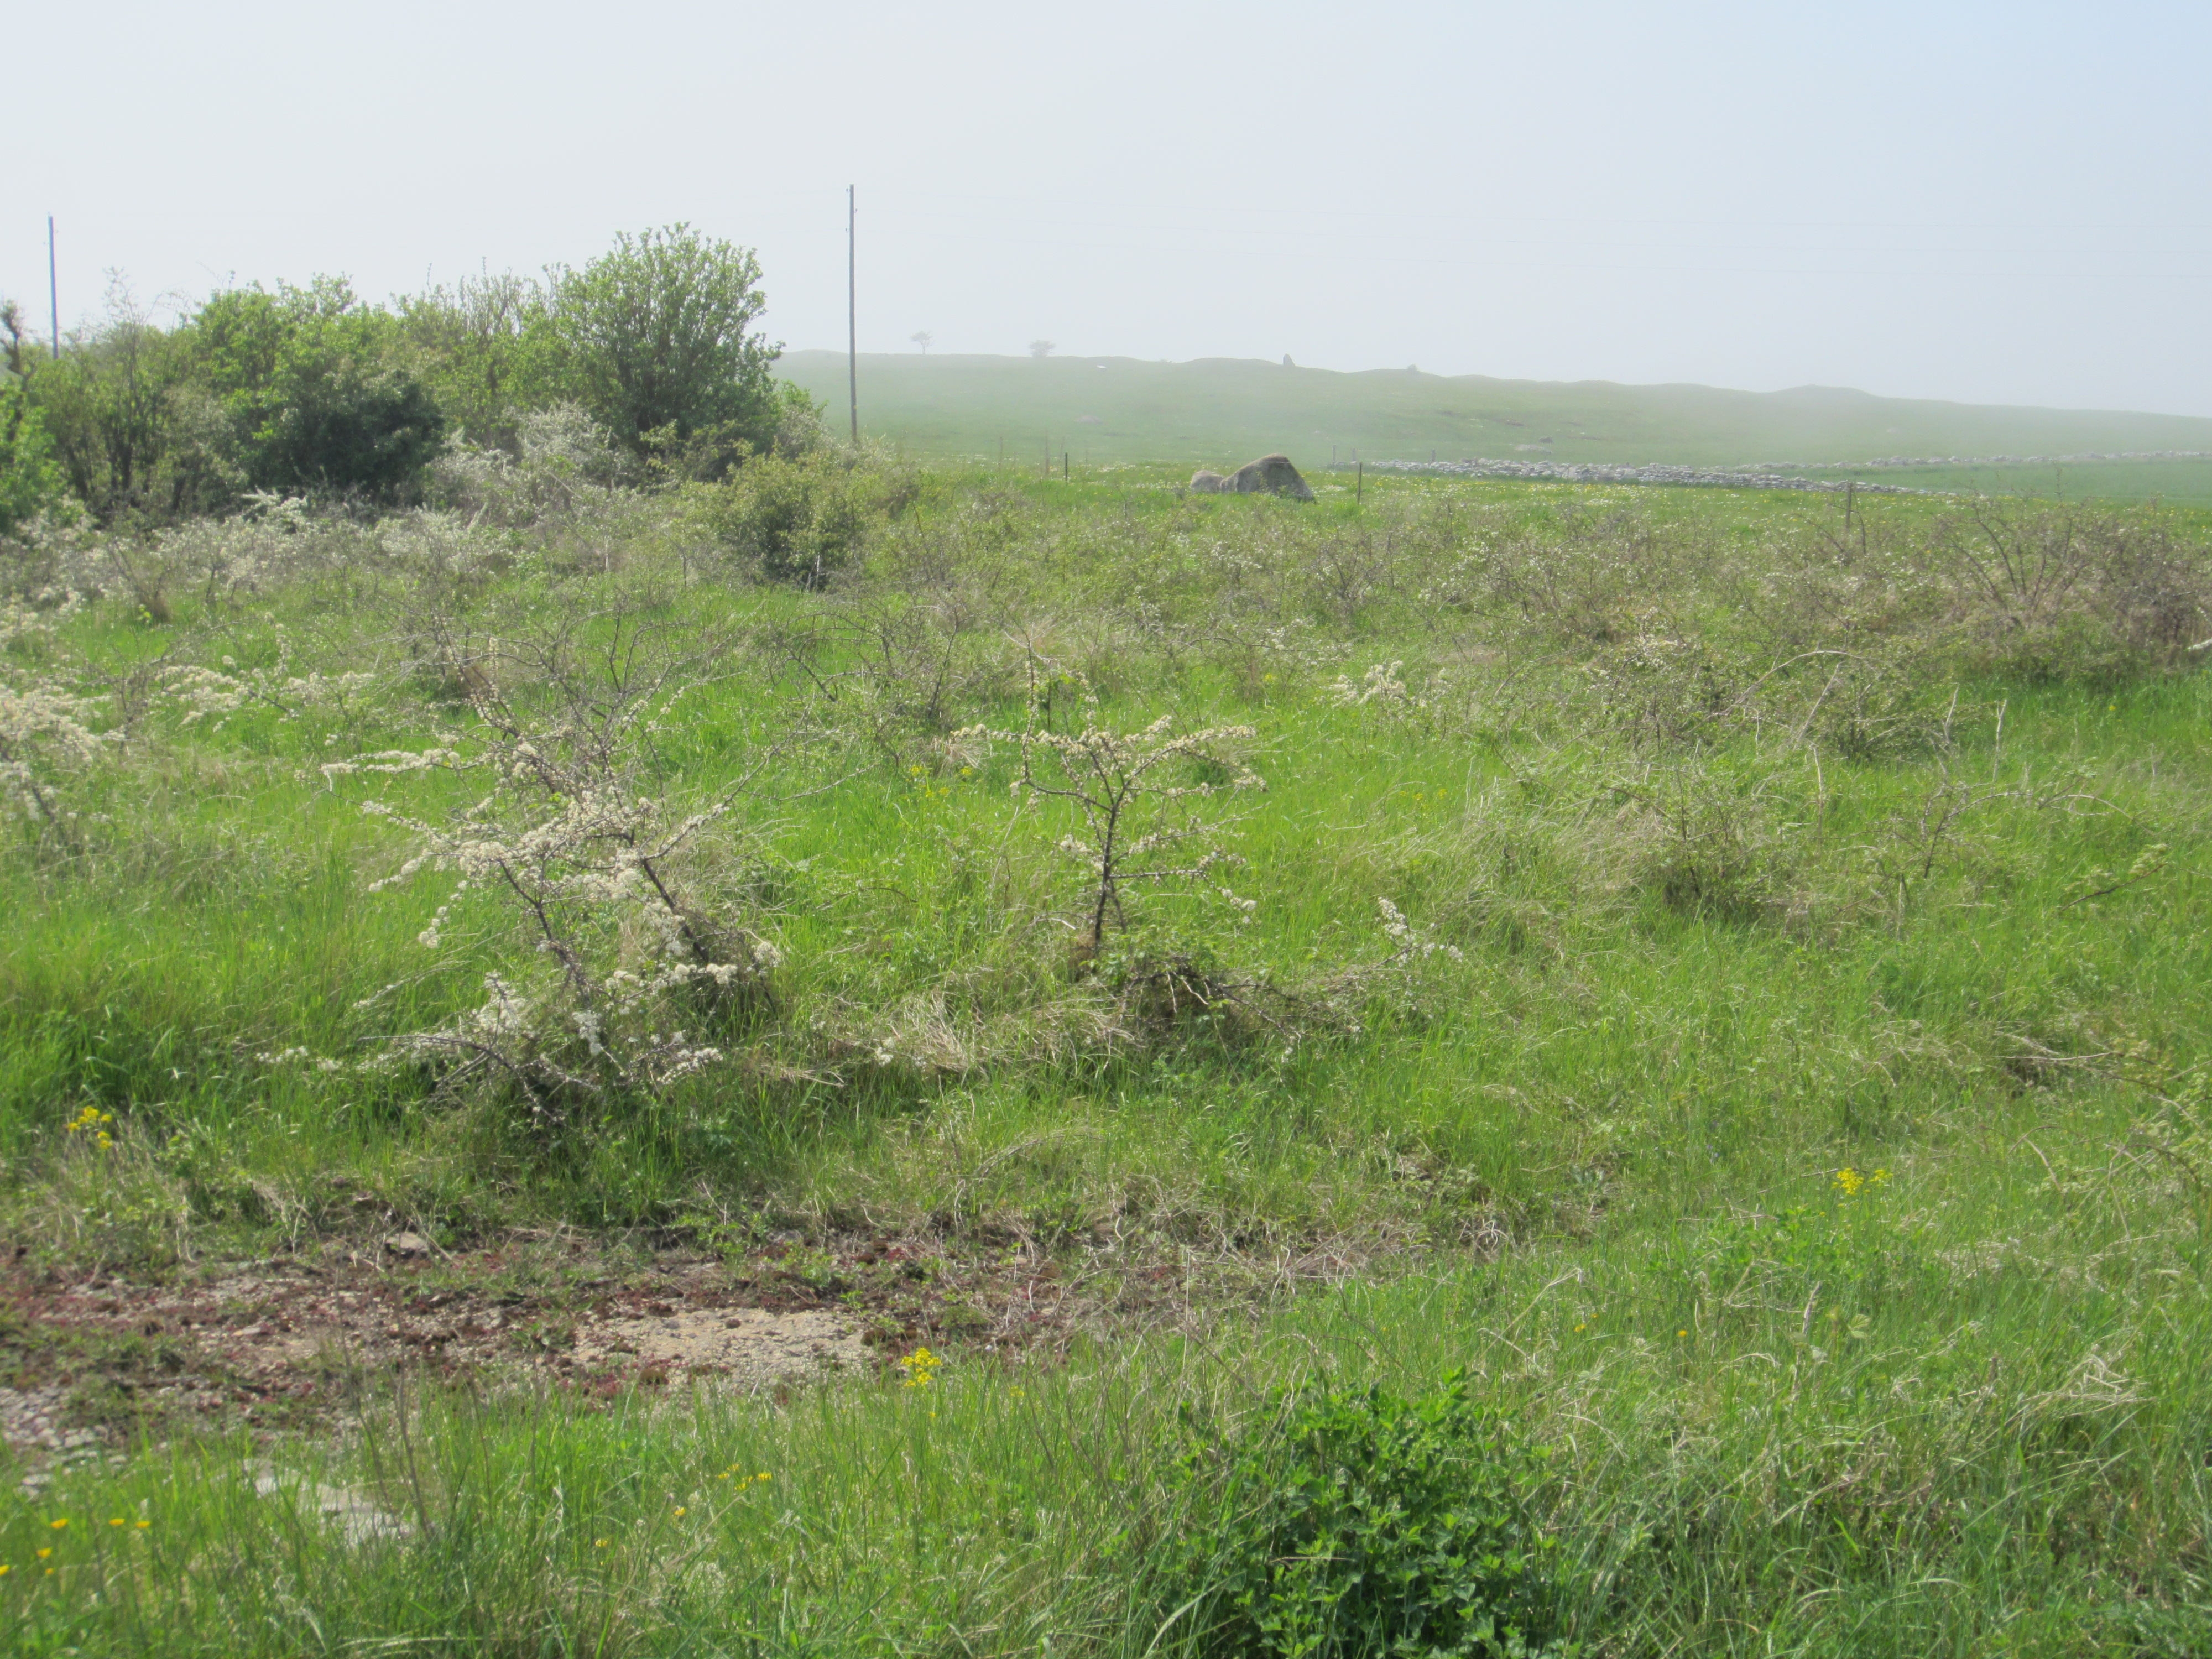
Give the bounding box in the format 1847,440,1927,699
47,216,60,359
846,185,858,445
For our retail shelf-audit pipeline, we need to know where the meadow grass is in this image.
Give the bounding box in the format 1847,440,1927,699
3,465,2209,1654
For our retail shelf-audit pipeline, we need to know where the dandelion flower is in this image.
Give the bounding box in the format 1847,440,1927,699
593,1538,609,1549
672,1507,687,1519
1677,1329,1688,1338
48,1519,66,1531
36,1548,51,1561
134,1520,150,1531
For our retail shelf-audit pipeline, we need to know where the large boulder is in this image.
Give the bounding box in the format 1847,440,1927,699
1188,454,1314,501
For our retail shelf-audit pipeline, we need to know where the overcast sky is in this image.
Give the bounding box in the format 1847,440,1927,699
9,1,2209,414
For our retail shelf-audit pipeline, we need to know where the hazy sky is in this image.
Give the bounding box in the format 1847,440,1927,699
11,1,2210,415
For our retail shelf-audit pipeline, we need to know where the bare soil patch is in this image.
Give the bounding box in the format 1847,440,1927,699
0,1224,1384,1472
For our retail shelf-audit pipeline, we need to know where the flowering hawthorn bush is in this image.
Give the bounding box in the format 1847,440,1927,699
349,628,785,1119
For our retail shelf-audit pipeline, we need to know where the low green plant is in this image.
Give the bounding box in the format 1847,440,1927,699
1171,1371,1569,1659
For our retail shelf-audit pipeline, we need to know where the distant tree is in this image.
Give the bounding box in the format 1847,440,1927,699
0,302,69,531
910,331,933,354
538,225,782,457
27,280,229,521
398,270,542,447
191,276,445,499
1028,340,1056,359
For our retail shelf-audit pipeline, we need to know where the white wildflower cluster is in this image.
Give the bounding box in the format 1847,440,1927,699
1297,898,1468,1041
0,588,117,830
428,405,631,530
320,745,466,787
1,588,86,649
1252,618,1347,679
156,630,378,730
256,1046,348,1073
1330,660,1437,715
0,679,116,826
112,500,331,613
1374,896,1464,966
353,675,780,1117
371,512,507,579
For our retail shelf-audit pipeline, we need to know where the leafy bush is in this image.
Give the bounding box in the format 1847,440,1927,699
396,269,540,447
0,372,67,533
191,278,446,500
692,450,875,586
537,224,783,457
22,285,234,523
1172,1372,1570,1659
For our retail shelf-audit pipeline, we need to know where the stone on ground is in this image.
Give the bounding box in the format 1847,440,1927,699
1189,456,1313,499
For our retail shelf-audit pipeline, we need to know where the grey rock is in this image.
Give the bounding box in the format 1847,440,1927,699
1222,454,1316,500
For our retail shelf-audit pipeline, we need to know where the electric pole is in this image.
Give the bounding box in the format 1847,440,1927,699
48,216,60,359
847,186,858,445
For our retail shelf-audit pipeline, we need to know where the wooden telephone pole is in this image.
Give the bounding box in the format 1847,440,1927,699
846,186,858,445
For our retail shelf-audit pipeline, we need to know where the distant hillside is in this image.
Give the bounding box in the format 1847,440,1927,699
778,351,2212,487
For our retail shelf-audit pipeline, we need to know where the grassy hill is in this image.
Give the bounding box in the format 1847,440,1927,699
781,349,2212,500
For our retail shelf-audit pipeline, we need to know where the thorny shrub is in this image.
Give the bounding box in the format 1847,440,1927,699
432,405,631,516
757,513,1039,752
953,667,1264,952
347,614,794,1121
1924,503,2212,679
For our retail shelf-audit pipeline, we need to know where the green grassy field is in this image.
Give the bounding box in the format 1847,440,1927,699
779,351,2212,505
4,456,2211,1655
